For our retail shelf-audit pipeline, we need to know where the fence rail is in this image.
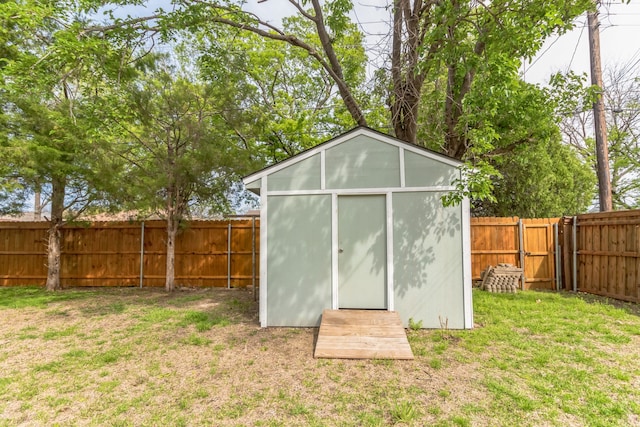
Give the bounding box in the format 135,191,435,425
0,219,259,288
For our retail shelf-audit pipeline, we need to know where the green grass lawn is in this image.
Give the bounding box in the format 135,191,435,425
0,286,638,426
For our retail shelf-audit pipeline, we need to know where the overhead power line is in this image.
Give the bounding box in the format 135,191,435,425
567,22,587,73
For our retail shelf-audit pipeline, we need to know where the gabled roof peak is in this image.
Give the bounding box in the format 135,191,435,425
243,126,462,185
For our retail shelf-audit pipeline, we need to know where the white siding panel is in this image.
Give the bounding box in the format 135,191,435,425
404,150,459,187
325,135,400,189
266,195,332,326
268,154,321,191
392,192,465,328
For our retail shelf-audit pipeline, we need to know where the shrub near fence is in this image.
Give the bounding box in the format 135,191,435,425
0,219,259,288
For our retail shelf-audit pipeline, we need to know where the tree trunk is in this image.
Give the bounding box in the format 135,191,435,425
308,0,366,127
443,34,484,160
165,138,177,292
391,86,420,145
165,213,177,292
390,0,430,145
45,177,65,291
444,64,465,159
391,0,417,144
34,191,42,220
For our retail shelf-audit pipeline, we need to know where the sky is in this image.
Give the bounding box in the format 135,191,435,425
521,0,640,85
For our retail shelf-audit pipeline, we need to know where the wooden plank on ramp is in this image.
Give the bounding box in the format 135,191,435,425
314,309,414,360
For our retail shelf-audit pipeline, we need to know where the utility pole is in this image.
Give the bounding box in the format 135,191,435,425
588,2,613,211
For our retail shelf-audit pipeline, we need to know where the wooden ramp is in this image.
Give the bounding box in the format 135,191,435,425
314,309,414,360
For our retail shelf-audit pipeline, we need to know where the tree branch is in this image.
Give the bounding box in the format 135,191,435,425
287,0,316,22
80,15,162,36
195,12,366,126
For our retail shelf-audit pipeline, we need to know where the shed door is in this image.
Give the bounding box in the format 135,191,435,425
338,195,387,309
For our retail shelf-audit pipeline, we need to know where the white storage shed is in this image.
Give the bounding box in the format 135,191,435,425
243,127,473,329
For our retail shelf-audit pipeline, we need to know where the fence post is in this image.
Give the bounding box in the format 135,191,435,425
518,219,525,289
227,222,232,289
554,223,561,291
572,216,578,292
252,216,256,301
139,221,145,288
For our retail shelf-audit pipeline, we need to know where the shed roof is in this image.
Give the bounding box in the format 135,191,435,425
243,126,462,185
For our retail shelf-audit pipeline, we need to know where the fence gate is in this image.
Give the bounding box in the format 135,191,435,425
471,217,559,290
521,220,556,290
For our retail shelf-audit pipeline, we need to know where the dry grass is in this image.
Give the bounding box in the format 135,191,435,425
0,287,639,426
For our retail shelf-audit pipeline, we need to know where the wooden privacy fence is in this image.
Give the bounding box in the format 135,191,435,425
472,212,640,302
0,219,259,288
571,210,640,303
2,212,639,303
470,217,561,290
2,216,559,291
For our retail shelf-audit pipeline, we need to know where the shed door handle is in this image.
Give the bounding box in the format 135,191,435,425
338,248,344,254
